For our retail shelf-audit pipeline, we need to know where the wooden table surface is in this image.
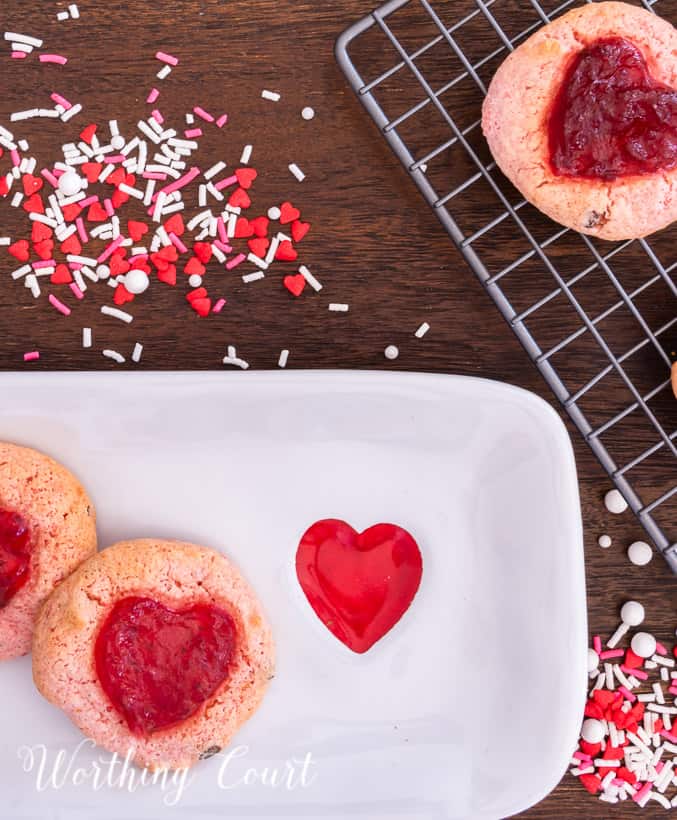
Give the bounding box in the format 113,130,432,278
0,1,675,817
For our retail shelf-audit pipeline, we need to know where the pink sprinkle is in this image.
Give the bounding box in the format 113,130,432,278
23,351,40,362
40,54,68,65
655,642,667,656
98,236,124,263
142,171,166,180
213,239,232,253
156,51,179,66
154,166,200,200
184,128,202,139
50,92,72,110
32,260,55,270
41,168,59,187
193,106,214,123
103,199,115,217
612,779,625,787
215,174,238,191
669,686,677,696
216,113,228,128
146,87,160,104
632,782,652,804
10,150,20,167
104,155,125,164
622,665,648,680
593,636,602,655
660,729,677,743
53,168,65,178
69,282,84,300
618,686,636,702
11,52,27,59
79,195,98,208
656,761,665,774
217,217,227,243
68,262,83,271
151,109,164,125
212,298,226,313
75,217,88,243
600,650,625,660
128,254,148,265
48,294,71,316
225,253,246,270
573,751,591,761
169,232,187,253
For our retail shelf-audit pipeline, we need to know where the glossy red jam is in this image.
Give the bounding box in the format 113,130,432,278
549,37,677,180
296,519,423,654
0,509,32,608
95,596,237,735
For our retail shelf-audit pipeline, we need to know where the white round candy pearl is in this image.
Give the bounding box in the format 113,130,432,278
598,534,612,549
110,135,125,150
96,264,110,280
581,718,605,744
587,648,599,673
604,489,628,515
630,632,656,659
124,269,150,295
188,274,203,288
620,600,645,627
57,171,82,197
267,206,281,221
301,106,315,121
384,345,399,361
628,541,652,567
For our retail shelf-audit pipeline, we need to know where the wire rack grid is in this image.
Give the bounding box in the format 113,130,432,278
336,0,677,571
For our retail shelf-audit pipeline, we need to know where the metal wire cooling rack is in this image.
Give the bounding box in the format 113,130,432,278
336,0,677,571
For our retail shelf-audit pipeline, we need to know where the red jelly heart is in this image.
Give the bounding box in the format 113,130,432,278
107,167,126,187
33,239,54,260
164,213,185,236
109,254,130,277
190,297,212,317
82,162,103,184
283,273,306,297
23,193,44,214
234,217,253,238
31,222,53,243
51,264,73,285
296,519,423,654
111,190,129,209
229,187,251,209
250,216,269,238
0,177,8,197
80,123,97,144
235,167,257,190
291,220,310,243
184,256,206,277
60,235,81,256
8,240,30,262
275,240,297,262
0,510,32,609
157,264,177,286
248,237,269,258
88,202,108,222
549,37,677,180
61,203,82,222
95,596,237,735
127,220,148,242
279,202,300,224
193,242,213,264
113,283,135,305
22,174,43,196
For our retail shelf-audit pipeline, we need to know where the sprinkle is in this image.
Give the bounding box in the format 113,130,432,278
598,534,612,549
385,345,399,361
156,51,179,66
193,106,214,123
103,349,125,364
4,32,43,48
298,264,322,292
131,342,143,363
82,327,92,348
329,303,349,312
301,107,315,121
240,145,253,165
204,161,226,180
226,253,246,270
215,113,228,128
212,298,226,314
415,322,431,338
11,51,26,59
23,351,40,362
101,305,133,324
50,92,72,110
184,128,202,139
56,11,69,21
146,88,160,104
68,4,80,18
242,271,264,283
605,489,628,515
155,166,201,198
289,163,305,182
222,346,249,370
48,294,70,315
39,54,68,65
261,90,281,102
156,65,171,80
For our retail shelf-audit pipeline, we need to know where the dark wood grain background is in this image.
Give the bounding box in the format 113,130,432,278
0,1,675,817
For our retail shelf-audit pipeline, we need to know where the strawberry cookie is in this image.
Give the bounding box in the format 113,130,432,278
482,2,677,240
32,539,274,770
0,442,97,661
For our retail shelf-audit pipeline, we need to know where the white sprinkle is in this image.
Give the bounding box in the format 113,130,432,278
188,274,203,288
11,265,32,280
242,271,265,284
101,306,133,324
647,704,677,715
628,540,653,566
131,343,143,363
278,349,289,369
261,90,281,102
204,161,226,180
650,792,672,809
329,303,349,313
222,347,249,370
240,145,252,165
57,10,69,20
605,489,628,514
10,191,23,208
0,237,10,246
118,182,144,200
598,534,612,549
652,655,675,668
415,321,430,339
289,163,305,182
607,623,629,649
82,328,92,349
103,349,125,364
4,32,43,47
68,3,80,18
157,65,171,80
268,206,281,221
384,345,400,361
301,106,315,121
298,264,322,292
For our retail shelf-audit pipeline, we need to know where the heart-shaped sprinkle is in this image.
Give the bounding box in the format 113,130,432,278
107,167,126,187
190,297,212,317
296,519,423,654
157,264,177,286
113,283,135,305
229,187,251,209
279,201,300,224
82,162,103,184
31,222,53,243
193,242,213,264
283,273,306,297
22,174,43,196
111,189,129,209
234,217,253,238
250,216,269,238
186,287,208,303
79,123,97,144
88,202,108,222
23,193,44,214
0,509,32,609
95,596,237,735
184,256,206,277
8,240,30,262
127,220,148,242
61,203,82,222
0,177,9,197
51,264,73,285
235,167,257,189
291,220,310,243
60,235,82,256
275,240,297,262
248,237,269,258
164,213,185,236
109,254,131,277
33,239,54,261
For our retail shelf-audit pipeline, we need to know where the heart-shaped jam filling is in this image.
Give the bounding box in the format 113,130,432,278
0,509,32,609
296,519,423,654
95,596,237,735
549,37,677,180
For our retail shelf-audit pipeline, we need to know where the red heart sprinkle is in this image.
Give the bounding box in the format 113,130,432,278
60,234,82,256
51,264,73,285
62,203,82,222
79,123,97,145
22,174,43,196
193,242,212,264
8,240,30,262
291,220,310,243
234,217,253,238
283,273,306,297
113,284,135,305
127,221,148,242
31,222,52,243
157,264,177,286
111,189,129,209
88,202,108,222
250,216,269,238
82,162,103,184
107,167,126,187
33,239,54,261
158,245,178,262
235,167,257,189
275,240,297,262
190,297,212,317
229,188,251,209
186,287,208,303
164,214,185,236
23,193,44,214
296,519,423,654
0,177,9,197
109,254,131,277
184,256,206,277
279,201,300,224
248,237,269,258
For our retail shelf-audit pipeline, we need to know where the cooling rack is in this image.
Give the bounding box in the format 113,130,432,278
336,0,677,572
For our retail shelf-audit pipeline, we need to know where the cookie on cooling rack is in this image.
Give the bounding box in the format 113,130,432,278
32,539,274,771
0,442,97,661
482,1,677,240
